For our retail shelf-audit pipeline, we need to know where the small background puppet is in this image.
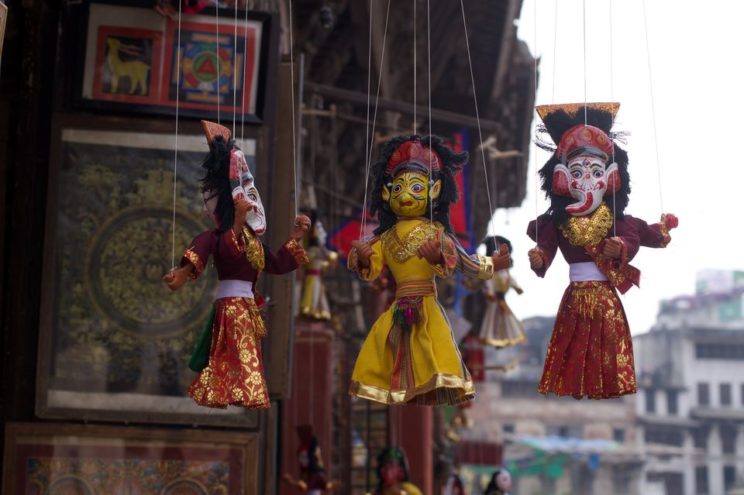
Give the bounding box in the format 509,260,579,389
368,447,422,495
477,235,525,348
483,468,512,495
298,210,338,320
527,102,678,399
348,135,511,406
163,121,309,409
283,425,337,494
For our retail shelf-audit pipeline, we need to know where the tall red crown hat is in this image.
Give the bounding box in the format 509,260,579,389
536,102,619,163
201,120,232,144
385,140,442,176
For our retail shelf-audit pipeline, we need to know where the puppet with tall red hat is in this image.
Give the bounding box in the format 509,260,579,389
527,103,678,400
163,121,309,409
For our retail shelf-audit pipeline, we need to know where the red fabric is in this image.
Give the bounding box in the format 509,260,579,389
386,140,442,174
187,297,270,408
539,281,636,399
555,124,614,161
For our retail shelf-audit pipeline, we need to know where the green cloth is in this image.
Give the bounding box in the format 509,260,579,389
188,305,216,372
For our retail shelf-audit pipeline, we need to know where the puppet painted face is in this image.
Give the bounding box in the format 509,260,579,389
496,469,512,491
230,149,266,234
382,170,442,218
553,154,619,216
202,189,220,226
380,461,404,487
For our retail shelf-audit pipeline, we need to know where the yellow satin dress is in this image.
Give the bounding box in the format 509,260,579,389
349,219,475,405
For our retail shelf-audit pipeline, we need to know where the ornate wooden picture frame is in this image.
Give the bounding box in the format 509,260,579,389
2,422,259,494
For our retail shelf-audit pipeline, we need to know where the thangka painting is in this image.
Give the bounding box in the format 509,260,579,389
2,423,258,494
79,1,266,121
36,128,259,427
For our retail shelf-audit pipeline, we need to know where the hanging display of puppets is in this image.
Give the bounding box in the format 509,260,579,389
477,236,526,348
527,103,678,399
348,135,512,406
283,425,337,494
163,121,309,409
369,447,422,495
298,211,338,320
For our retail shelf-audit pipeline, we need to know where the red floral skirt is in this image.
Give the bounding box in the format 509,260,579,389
539,281,636,399
188,297,270,409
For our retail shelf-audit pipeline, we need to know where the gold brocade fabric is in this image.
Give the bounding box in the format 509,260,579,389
380,220,440,264
188,297,270,409
539,281,636,399
559,203,613,247
241,227,265,271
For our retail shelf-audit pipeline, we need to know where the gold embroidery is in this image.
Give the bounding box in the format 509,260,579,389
560,203,613,247
284,237,310,264
381,221,440,264
242,227,265,271
183,248,204,279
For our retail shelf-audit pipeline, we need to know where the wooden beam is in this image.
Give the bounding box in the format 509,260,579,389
304,82,502,133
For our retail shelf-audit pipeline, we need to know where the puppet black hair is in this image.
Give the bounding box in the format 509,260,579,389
201,135,237,233
369,134,467,236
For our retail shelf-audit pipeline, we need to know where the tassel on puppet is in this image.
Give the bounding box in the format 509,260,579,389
163,120,309,409
526,103,678,400
347,135,512,406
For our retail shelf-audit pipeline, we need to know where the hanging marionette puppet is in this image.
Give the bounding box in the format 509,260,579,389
163,121,309,409
298,211,338,320
348,135,512,406
477,235,526,348
484,468,512,495
283,425,338,494
527,103,678,399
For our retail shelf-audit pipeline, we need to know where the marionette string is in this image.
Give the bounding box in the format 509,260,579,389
413,0,416,131
289,0,299,214
360,0,391,240
360,0,373,239
582,0,587,126
240,0,249,142
232,1,238,134
459,0,495,237
610,0,617,237
533,0,539,244
641,0,664,212
427,0,433,225
551,0,558,103
215,1,221,124
171,0,183,270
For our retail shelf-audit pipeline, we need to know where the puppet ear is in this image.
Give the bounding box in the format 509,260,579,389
430,179,442,200
381,184,391,202
552,164,571,197
606,163,622,193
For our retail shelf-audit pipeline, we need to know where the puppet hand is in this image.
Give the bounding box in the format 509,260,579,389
492,243,512,271
416,239,444,265
233,198,251,229
603,237,624,259
661,213,679,230
290,214,311,240
528,248,544,269
162,266,191,290
351,240,373,268
515,287,524,295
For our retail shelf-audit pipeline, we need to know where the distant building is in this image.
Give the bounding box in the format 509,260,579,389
634,270,744,495
463,316,644,495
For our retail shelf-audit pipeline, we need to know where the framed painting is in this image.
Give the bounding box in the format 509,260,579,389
2,422,258,494
73,0,274,123
36,124,262,427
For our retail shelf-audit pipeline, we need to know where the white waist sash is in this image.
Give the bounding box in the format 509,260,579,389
215,280,254,300
569,262,608,282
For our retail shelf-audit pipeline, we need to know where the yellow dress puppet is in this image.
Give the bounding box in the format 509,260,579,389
349,136,511,406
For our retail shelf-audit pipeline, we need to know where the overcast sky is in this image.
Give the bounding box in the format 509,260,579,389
483,0,744,334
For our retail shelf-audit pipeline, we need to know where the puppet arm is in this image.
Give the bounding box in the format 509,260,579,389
264,238,309,274
526,215,558,277
446,233,500,280
349,238,384,281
